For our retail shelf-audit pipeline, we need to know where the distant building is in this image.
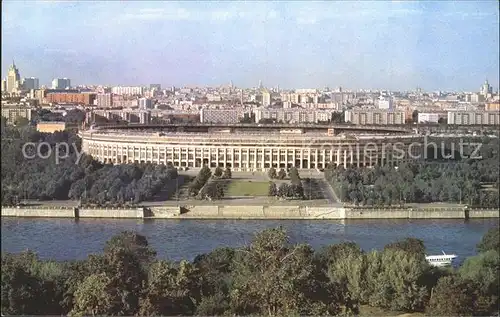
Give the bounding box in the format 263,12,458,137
51,78,71,89
480,80,493,97
485,102,500,111
138,98,153,109
206,94,222,102
344,110,405,125
262,89,271,107
87,109,151,124
6,61,21,93
1,106,33,124
22,77,39,90
111,86,144,95
46,92,96,105
471,93,485,103
150,84,161,90
96,93,113,108
254,108,337,124
418,113,439,123
200,109,246,123
447,111,500,125
36,121,67,133
1,80,6,92
377,96,394,110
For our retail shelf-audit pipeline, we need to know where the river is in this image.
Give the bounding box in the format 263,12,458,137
1,218,497,262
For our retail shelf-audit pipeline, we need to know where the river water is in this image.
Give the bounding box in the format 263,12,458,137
1,218,497,262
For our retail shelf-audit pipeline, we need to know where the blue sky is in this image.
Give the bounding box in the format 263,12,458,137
2,1,499,91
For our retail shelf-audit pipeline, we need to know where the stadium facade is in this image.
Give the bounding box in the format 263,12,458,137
80,124,424,171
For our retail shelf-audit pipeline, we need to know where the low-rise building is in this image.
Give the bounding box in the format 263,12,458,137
36,121,67,133
418,113,440,123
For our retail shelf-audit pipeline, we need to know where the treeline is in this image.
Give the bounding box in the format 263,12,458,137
1,124,178,206
325,138,500,207
268,167,307,199
1,227,498,316
188,166,232,200
37,109,86,124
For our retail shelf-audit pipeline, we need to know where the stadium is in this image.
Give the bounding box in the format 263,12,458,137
79,123,424,171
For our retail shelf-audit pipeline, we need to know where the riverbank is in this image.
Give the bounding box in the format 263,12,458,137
1,205,498,219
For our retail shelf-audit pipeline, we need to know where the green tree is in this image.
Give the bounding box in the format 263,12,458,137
477,227,499,253
268,182,278,196
104,231,156,265
278,168,287,180
427,275,481,316
288,167,300,184
70,273,118,317
384,238,426,258
222,167,232,179
278,183,289,197
138,260,199,316
458,250,499,314
13,116,30,127
214,166,223,178
365,249,430,311
229,228,338,316
267,167,277,179
412,110,419,123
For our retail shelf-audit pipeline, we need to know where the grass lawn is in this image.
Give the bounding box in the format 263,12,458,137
225,180,270,197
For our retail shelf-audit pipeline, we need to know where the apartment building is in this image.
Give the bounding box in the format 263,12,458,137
344,110,406,125
486,102,500,111
418,113,440,123
87,109,151,124
111,86,144,96
138,98,153,109
51,78,71,89
447,111,500,125
254,108,336,123
199,108,246,123
1,106,33,124
46,92,96,105
96,93,113,108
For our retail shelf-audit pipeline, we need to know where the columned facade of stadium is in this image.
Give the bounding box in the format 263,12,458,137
80,131,424,171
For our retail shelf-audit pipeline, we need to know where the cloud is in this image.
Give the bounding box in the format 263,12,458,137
117,3,280,23
120,7,192,21
43,48,77,55
296,17,317,25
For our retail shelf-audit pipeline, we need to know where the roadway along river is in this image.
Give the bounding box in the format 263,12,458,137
1,218,497,262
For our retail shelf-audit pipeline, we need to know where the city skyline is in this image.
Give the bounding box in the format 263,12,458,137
1,1,499,90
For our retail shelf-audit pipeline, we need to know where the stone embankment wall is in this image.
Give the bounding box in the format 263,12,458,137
1,206,498,220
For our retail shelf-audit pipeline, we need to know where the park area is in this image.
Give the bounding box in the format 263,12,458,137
225,179,269,197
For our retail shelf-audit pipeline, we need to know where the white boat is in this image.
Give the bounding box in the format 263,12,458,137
425,251,457,267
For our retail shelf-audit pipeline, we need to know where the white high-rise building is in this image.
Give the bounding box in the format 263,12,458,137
96,93,113,108
111,86,144,96
262,89,271,107
377,96,394,110
52,78,71,89
138,98,153,109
